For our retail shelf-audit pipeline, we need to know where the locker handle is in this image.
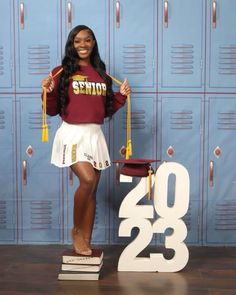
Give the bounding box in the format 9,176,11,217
22,160,27,185
69,167,73,186
20,3,24,29
212,1,217,28
164,1,168,28
116,1,120,28
209,160,214,187
67,2,72,28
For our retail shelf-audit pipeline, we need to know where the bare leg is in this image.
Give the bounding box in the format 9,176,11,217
82,170,101,247
70,162,101,255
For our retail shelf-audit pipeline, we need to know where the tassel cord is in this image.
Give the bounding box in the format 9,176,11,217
41,67,63,142
107,74,132,160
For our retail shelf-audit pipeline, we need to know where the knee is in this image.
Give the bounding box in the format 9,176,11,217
80,176,96,192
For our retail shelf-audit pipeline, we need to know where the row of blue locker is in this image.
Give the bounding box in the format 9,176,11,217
1,0,236,93
1,93,236,245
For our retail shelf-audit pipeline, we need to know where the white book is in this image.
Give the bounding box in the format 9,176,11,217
62,249,103,265
58,272,100,281
61,261,103,272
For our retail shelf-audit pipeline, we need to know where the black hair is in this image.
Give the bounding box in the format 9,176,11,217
58,25,114,117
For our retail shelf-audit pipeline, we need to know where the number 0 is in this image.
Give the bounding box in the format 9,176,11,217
154,162,190,220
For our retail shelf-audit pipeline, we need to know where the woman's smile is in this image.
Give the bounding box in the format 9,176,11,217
73,29,95,64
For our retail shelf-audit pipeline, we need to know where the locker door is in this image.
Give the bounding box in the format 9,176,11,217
206,0,236,91
111,94,157,243
205,96,236,244
15,0,61,92
0,0,14,91
64,123,110,244
62,0,108,63
17,95,62,243
110,0,157,91
158,0,205,92
159,95,203,245
0,97,16,243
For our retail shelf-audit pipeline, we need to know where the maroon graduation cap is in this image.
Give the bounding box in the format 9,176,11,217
114,158,160,199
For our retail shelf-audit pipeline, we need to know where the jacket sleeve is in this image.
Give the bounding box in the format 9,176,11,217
41,67,61,116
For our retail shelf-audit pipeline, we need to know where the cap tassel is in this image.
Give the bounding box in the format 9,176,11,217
148,166,152,200
125,139,132,160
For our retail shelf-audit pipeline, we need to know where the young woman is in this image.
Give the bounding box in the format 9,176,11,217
41,25,131,255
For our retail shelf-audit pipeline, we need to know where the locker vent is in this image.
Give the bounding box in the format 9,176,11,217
122,44,146,75
122,110,146,130
28,111,51,130
0,110,5,129
27,45,51,75
217,111,236,130
0,46,4,76
170,110,193,130
0,201,7,229
219,45,236,75
30,201,52,230
171,44,194,75
215,202,236,230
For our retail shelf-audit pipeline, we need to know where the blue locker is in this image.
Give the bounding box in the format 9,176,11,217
204,96,236,244
111,94,157,243
0,0,14,91
17,95,62,243
158,0,205,92
15,0,61,92
63,123,110,244
110,0,157,91
158,95,204,245
206,0,236,92
62,0,108,63
1,0,235,246
0,96,16,243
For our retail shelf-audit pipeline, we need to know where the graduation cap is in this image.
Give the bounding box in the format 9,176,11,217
114,158,160,199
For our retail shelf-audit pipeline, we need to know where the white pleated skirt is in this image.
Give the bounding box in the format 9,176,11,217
51,121,111,169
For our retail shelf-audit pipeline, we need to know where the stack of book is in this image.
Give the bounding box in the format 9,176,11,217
58,249,104,281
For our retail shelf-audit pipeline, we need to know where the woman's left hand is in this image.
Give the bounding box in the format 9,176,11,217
120,78,131,96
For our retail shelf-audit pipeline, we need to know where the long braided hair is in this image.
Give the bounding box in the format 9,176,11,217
58,25,114,117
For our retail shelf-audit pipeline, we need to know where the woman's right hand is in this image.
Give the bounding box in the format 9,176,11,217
41,74,55,93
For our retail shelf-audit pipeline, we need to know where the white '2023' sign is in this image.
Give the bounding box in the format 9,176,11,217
118,162,190,272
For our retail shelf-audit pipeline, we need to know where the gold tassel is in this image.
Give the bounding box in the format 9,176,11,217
41,86,48,142
42,124,48,142
108,74,132,160
128,139,132,156
41,67,63,143
125,93,132,159
148,166,152,200
125,139,132,159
